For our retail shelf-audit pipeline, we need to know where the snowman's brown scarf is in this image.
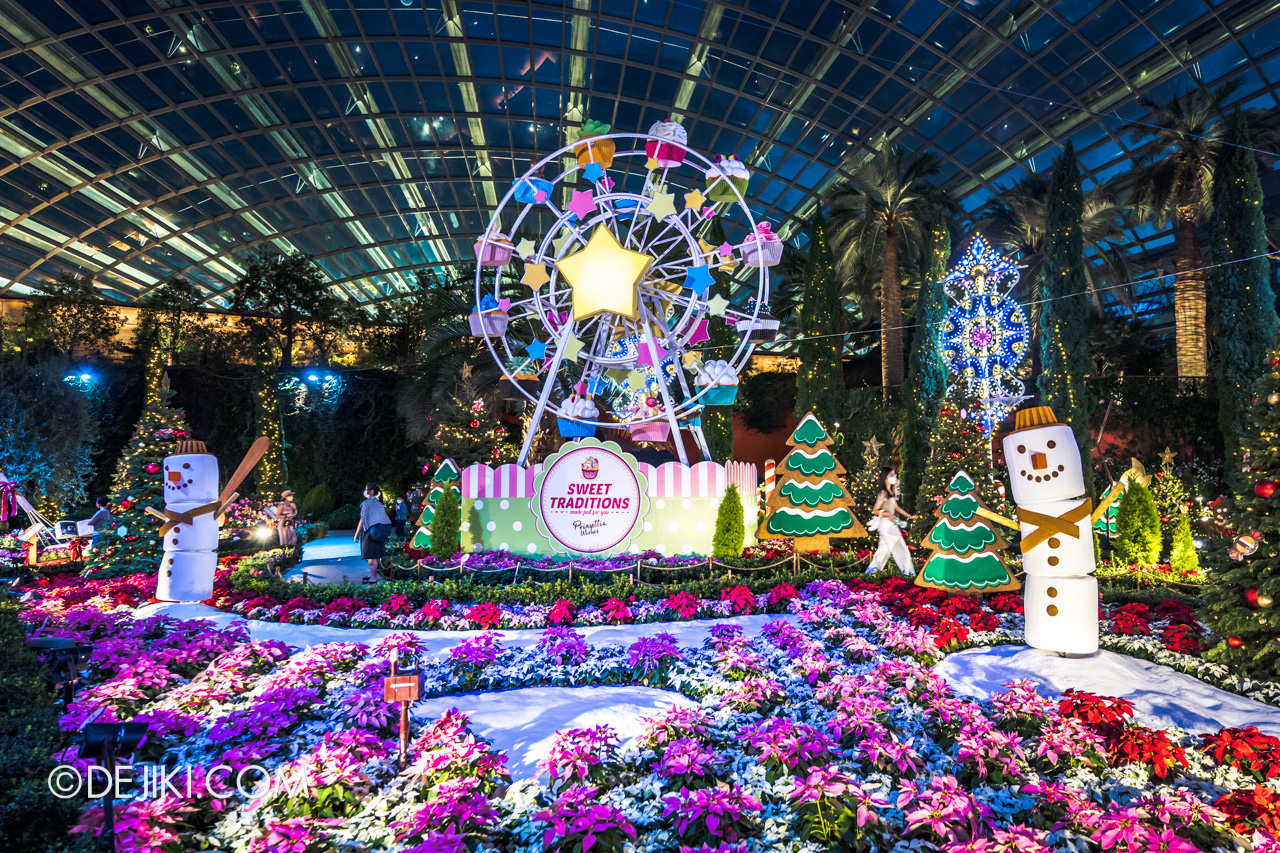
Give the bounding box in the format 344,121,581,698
157,500,222,536
1015,499,1092,552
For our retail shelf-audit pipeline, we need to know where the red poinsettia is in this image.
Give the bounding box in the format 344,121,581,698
1200,726,1280,782
1216,784,1280,835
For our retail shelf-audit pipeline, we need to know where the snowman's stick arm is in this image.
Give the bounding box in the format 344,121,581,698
1090,486,1124,524
218,437,270,507
974,506,1019,531
145,507,167,522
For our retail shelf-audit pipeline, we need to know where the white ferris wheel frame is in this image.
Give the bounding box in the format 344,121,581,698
474,131,771,466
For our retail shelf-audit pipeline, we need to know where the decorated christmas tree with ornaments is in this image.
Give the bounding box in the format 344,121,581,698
87,349,193,577
1203,351,1280,676
910,400,1004,540
423,365,517,469
757,413,866,554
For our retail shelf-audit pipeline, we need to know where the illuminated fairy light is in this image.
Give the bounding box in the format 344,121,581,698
939,234,1029,432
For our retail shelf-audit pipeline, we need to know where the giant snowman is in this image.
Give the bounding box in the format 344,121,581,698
156,440,222,602
1001,406,1098,655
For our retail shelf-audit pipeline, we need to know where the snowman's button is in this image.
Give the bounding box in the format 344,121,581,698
1048,556,1060,567
1048,537,1061,548
1047,605,1059,616
1047,586,1058,597
166,570,172,577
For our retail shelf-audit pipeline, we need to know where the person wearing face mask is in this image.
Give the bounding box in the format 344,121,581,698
867,466,917,576
394,494,409,539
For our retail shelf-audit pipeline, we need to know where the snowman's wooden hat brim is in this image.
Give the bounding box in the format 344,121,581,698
173,440,210,455
1007,405,1061,435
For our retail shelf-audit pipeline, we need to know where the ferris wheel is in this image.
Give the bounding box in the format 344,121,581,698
471,124,781,466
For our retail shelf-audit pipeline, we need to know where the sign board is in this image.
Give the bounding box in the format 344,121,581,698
531,439,649,555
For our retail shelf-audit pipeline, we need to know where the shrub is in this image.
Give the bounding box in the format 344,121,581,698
430,486,460,560
326,503,360,530
302,483,336,517
712,485,746,559
1114,482,1161,567
1168,513,1199,574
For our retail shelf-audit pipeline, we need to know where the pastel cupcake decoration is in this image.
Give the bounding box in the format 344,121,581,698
704,154,750,202
739,221,782,268
574,119,615,169
644,119,688,167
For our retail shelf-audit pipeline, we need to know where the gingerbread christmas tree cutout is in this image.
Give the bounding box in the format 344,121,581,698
916,470,1019,593
410,458,461,550
757,413,866,554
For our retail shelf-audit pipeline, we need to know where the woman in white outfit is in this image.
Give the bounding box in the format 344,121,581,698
867,467,917,576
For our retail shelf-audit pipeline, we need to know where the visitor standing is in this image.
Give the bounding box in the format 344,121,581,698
394,495,408,539
86,497,112,553
866,467,917,576
354,483,392,583
276,490,298,552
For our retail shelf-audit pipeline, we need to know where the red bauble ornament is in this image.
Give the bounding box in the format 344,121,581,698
1228,636,1244,648
1257,481,1278,499
469,420,479,428
1271,356,1279,366
646,397,658,407
1247,586,1260,606
145,462,159,474
120,500,132,510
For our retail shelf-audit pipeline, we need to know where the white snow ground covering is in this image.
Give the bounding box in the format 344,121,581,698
131,601,798,658
412,686,698,778
937,645,1280,736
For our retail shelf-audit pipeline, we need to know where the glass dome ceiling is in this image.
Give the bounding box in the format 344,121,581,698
0,0,1277,325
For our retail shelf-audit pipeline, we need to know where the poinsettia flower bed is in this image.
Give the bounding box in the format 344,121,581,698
19,579,1280,853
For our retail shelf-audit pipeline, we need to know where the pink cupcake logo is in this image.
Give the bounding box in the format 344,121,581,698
581,456,599,480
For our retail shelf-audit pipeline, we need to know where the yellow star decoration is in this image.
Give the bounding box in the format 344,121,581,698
682,351,703,369
1158,446,1176,469
717,247,739,274
460,363,474,380
552,229,576,257
625,369,648,388
555,226,653,322
521,261,550,288
562,335,585,362
684,189,706,212
706,293,729,315
697,238,717,263
647,190,677,221
515,238,537,258
645,157,660,170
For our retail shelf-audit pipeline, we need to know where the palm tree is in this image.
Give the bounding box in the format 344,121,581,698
826,144,956,389
982,173,1131,322
1122,80,1278,377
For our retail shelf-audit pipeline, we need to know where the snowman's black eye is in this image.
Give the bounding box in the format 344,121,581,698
1017,445,1026,454
1047,440,1056,449
183,463,190,469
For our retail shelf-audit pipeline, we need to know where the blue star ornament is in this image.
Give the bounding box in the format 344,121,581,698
582,162,605,183
683,264,715,295
525,338,549,360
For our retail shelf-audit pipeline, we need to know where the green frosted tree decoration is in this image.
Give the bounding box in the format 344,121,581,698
1037,142,1094,494
1203,346,1280,676
758,413,866,554
712,484,746,559
429,485,460,559
701,217,738,462
1211,111,1278,492
916,471,1018,593
1168,513,1200,575
409,458,461,551
901,222,950,509
794,213,843,428
1150,467,1190,538
1113,482,1161,567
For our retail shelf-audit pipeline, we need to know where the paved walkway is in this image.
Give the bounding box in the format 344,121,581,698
281,530,369,585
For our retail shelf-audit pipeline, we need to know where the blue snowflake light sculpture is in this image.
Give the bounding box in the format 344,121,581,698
939,234,1029,431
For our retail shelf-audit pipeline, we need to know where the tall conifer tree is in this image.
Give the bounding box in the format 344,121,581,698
1037,142,1094,492
795,213,842,428
1211,110,1278,491
901,223,950,508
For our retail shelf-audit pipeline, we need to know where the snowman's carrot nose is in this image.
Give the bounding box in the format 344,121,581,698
1030,451,1048,470
168,470,182,482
